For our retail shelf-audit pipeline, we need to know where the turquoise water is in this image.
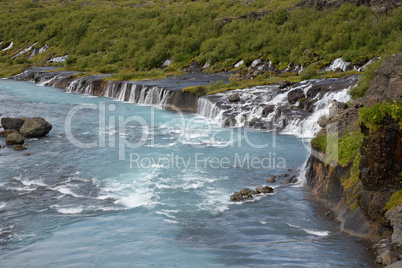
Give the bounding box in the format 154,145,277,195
0,80,376,267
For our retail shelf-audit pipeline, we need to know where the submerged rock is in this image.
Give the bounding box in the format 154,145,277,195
19,117,52,138
13,145,27,151
1,117,25,131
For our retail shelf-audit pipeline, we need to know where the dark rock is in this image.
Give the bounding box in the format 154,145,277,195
6,133,25,145
230,192,244,202
228,92,240,102
240,188,258,195
255,186,274,194
187,60,202,73
287,88,305,104
278,173,289,177
1,117,25,131
261,105,275,117
277,80,292,89
282,175,298,184
19,117,52,138
360,116,402,191
265,178,276,183
0,129,19,137
13,145,27,151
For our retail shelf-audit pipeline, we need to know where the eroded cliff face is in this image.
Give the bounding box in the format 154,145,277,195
307,53,402,266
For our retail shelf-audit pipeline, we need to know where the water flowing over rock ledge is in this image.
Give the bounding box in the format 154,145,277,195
11,68,359,139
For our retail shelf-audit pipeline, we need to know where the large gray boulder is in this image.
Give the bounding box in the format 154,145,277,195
1,117,25,131
6,133,25,145
19,118,52,138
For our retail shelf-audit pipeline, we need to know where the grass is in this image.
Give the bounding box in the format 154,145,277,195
384,190,402,211
359,102,402,131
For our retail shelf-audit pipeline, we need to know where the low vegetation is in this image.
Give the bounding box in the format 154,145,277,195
0,0,401,82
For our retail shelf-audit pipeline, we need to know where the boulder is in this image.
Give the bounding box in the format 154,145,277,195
6,133,25,145
317,115,329,128
230,192,244,202
255,186,274,194
277,80,292,89
287,88,305,104
265,178,276,183
19,118,52,138
1,117,25,131
228,92,240,102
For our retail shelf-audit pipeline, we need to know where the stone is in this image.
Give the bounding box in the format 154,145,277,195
228,92,240,102
282,175,298,184
317,115,329,128
261,105,275,117
230,192,243,202
6,133,25,145
1,117,25,131
287,88,305,104
19,118,52,138
13,145,27,151
385,205,402,246
265,178,276,183
0,129,19,137
255,186,274,194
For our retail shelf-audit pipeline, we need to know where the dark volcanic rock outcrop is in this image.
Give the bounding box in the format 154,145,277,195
306,52,402,266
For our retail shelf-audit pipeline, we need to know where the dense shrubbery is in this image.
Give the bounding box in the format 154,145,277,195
0,0,401,76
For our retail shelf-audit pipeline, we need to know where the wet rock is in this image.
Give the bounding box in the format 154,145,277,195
13,145,27,151
255,186,274,194
261,105,275,117
19,117,52,138
287,88,305,104
5,133,25,145
228,92,240,102
240,188,258,195
278,173,289,177
282,175,298,184
230,192,244,202
0,129,19,137
1,117,25,131
265,178,276,183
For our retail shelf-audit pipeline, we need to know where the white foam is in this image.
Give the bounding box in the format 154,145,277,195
0,202,6,209
57,207,84,214
288,224,330,236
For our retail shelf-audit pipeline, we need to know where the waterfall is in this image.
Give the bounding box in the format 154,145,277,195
116,82,128,101
196,97,224,123
195,76,357,138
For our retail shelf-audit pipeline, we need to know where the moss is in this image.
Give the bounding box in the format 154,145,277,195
337,131,364,167
384,190,402,211
310,134,327,151
350,59,383,99
341,153,361,190
359,102,402,131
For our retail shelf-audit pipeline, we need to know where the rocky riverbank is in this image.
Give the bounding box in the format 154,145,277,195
306,53,402,266
8,58,401,266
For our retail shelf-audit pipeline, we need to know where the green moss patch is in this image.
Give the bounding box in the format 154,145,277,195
359,102,402,131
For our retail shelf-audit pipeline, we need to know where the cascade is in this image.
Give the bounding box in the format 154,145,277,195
196,76,357,138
